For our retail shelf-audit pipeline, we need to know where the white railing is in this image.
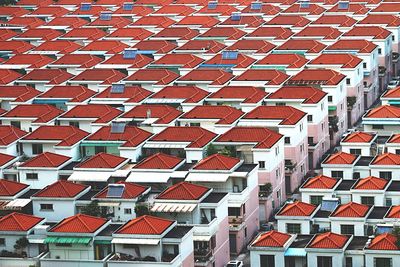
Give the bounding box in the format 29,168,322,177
107,255,181,267
40,252,112,267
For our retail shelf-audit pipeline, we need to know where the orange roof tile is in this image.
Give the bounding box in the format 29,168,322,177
134,153,183,170
20,152,71,168
323,152,357,165
371,153,400,165
243,106,306,125
308,232,349,249
302,175,339,189
368,234,399,250
33,180,88,198
150,126,217,148
157,182,210,200
181,105,244,124
216,127,283,149
50,214,107,233
75,153,127,169
116,215,174,235
277,201,317,217
353,176,388,190
121,104,182,124
22,126,88,146
0,179,28,197
251,230,292,247
0,212,43,232
331,202,370,217
342,132,374,143
193,154,240,170
267,86,327,104
94,181,148,200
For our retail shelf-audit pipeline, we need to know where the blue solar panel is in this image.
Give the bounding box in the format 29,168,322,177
107,184,125,198
111,122,126,133
231,12,241,21
208,1,217,9
100,12,112,21
320,199,339,212
111,83,125,93
222,51,238,60
80,3,91,11
123,49,137,59
250,2,262,10
123,2,134,10
300,1,310,8
338,1,349,9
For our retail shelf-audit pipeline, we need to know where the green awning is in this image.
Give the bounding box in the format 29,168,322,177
328,106,337,111
44,237,92,245
94,240,111,245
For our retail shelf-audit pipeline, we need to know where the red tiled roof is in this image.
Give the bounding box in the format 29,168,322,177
15,28,63,41
247,27,294,40
157,182,210,200
385,206,400,218
328,3,369,14
134,153,183,170
0,179,28,197
344,26,391,40
78,40,128,54
371,153,400,165
116,215,174,235
256,54,308,69
342,132,374,143
32,40,82,54
0,86,40,101
204,53,256,69
277,39,326,54
132,16,175,28
149,126,217,148
132,40,177,54
18,69,73,84
121,105,182,124
267,86,327,104
179,69,234,85
152,4,195,15
33,180,88,198
308,232,349,249
288,69,345,86
60,28,107,40
75,153,127,169
310,53,362,69
365,105,400,118
50,214,107,233
149,86,209,103
360,14,400,27
0,125,27,146
0,69,22,84
1,54,54,68
94,86,151,102
152,54,203,68
312,15,357,27
387,134,400,144
302,175,339,189
0,29,18,41
0,6,29,17
196,4,238,15
242,3,281,14
283,3,326,15
27,6,68,16
22,126,89,146
193,154,240,170
266,15,311,27
175,16,220,28
106,28,153,40
208,86,266,104
327,39,378,54
220,15,264,27
277,201,316,217
94,181,148,199
0,41,33,54
228,40,276,53
153,27,199,40
37,86,96,102
113,5,152,16
60,104,123,124
324,152,357,165
125,69,179,85
331,202,370,217
101,53,153,69
4,17,45,28
243,106,306,125
368,234,399,250
233,69,289,85
86,125,152,148
176,40,226,54
251,230,292,247
89,16,131,28
382,87,400,99
181,105,244,124
20,152,71,168
44,17,89,28
0,212,43,232
373,2,400,12
215,127,283,149
71,69,126,84
2,104,63,123
199,27,246,40
353,176,388,190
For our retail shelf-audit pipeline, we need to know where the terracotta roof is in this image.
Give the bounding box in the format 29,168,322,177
75,153,127,169
89,16,131,28
2,104,63,123
15,28,63,41
0,125,27,146
132,16,175,28
20,152,71,168
353,176,388,190
243,106,306,125
175,16,220,28
310,53,363,69
101,53,153,68
0,41,33,54
193,154,240,170
323,152,357,165
86,125,152,147
365,105,400,118
179,69,234,85
94,86,151,102
27,6,68,16
18,69,73,84
0,179,28,197
327,40,377,53
0,86,40,101
331,202,370,217
132,40,177,54
0,6,29,17
149,126,217,148
267,86,327,104
368,234,399,250
255,54,308,69
277,39,326,54
215,127,283,149
60,28,107,40
32,40,82,54
233,69,289,85
152,27,199,40
220,15,264,27
247,26,294,40
94,181,148,199
308,232,349,249
106,28,153,40
176,40,226,54
151,54,204,68
373,2,400,12
157,182,210,200
78,40,128,54
288,69,345,86
382,87,400,99
134,153,183,170
266,14,311,27
181,105,244,124
37,85,96,102
302,175,339,189
199,27,246,40
387,134,400,144
371,153,400,165
149,86,209,103
33,180,88,198
113,5,152,16
4,17,45,28
0,29,18,41
203,53,256,69
283,3,326,15
1,54,54,68
70,69,126,84
242,3,281,15
125,69,179,85
0,212,43,232
0,69,22,84
152,4,195,15
342,132,374,143
228,40,275,53
385,206,400,219
115,215,174,235
251,230,292,247
22,126,89,146
121,104,182,124
60,104,123,123
44,17,89,28
344,26,392,40
360,14,400,27
50,214,107,233
277,201,317,217
196,4,238,15
328,3,369,14
208,86,266,104
312,15,357,27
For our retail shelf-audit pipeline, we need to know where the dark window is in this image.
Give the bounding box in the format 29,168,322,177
260,255,275,267
228,207,241,217
124,208,132,214
378,48,382,55
379,171,392,180
40,204,53,211
258,161,265,169
340,224,355,235
353,172,360,179
346,257,352,267
346,78,351,85
69,121,80,128
349,149,361,155
95,146,106,154
331,171,343,179
286,223,301,234
10,121,21,129
32,144,43,155
26,173,38,180
317,256,332,267
328,96,333,102
372,124,384,130
361,196,375,206
284,137,290,144
310,196,323,205
307,115,313,122
396,149,400,155
0,238,5,246
374,258,392,267
363,62,367,69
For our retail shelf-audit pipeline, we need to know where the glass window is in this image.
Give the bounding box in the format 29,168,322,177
317,256,332,267
349,149,361,155
340,224,355,235
386,198,392,207
284,137,290,144
361,196,375,206
258,161,265,169
346,257,353,267
310,196,323,205
26,173,38,180
32,144,43,155
379,172,392,180
40,204,53,211
260,255,275,267
374,258,392,267
307,115,313,122
286,223,301,234
331,171,343,179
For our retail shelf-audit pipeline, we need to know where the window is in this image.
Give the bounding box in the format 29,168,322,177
260,255,275,267
363,62,367,69
258,161,265,169
372,124,384,130
286,223,301,234
10,121,21,128
374,258,392,267
244,227,247,238
346,78,351,85
353,172,360,179
340,224,355,235
392,35,395,41
95,146,106,154
386,198,392,207
396,149,400,155
378,48,382,55
40,204,53,211
300,123,303,132
26,173,38,180
190,123,200,127
379,171,392,180
0,238,5,246
317,256,332,267
346,257,353,267
228,207,241,217
284,137,290,144
307,115,313,122
328,96,332,102
308,137,314,146
124,208,132,214
361,196,375,206
310,195,323,205
275,147,279,156
331,171,343,179
349,149,361,155
276,102,286,106
32,144,43,155
69,121,80,128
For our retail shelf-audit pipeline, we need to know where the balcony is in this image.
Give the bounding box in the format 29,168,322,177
0,252,46,267
229,187,249,207
229,216,245,231
40,252,113,267
392,52,399,63
194,250,214,266
108,254,181,267
284,160,296,173
184,218,218,237
379,66,387,77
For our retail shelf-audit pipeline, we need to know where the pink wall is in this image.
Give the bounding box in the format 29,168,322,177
183,252,195,267
214,216,230,267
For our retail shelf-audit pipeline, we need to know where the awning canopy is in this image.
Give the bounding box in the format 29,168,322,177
284,248,307,257
186,172,230,182
151,203,196,213
193,235,211,242
126,171,172,183
111,238,159,245
44,237,92,245
143,143,186,149
68,171,111,182
97,202,120,207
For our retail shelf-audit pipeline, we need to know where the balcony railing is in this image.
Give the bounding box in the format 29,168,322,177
194,249,213,263
108,254,181,267
229,216,245,230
